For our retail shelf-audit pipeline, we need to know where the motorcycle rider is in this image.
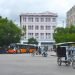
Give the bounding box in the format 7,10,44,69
42,46,48,57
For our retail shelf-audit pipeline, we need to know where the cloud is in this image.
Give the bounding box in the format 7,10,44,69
0,0,75,26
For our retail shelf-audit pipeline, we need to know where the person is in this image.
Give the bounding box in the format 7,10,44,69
44,46,48,52
38,47,41,55
32,49,35,56
42,46,48,57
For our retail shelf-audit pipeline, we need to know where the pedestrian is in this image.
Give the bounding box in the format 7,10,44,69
38,47,41,55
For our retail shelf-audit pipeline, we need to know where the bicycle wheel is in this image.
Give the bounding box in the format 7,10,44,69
65,61,71,66
72,60,75,69
57,57,62,66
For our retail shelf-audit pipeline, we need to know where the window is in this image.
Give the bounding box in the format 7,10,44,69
28,25,33,30
41,18,44,22
46,33,51,39
35,18,39,22
52,18,56,22
35,26,39,30
40,33,44,39
28,17,33,22
35,33,39,39
40,26,44,30
46,26,51,30
23,16,26,22
45,18,51,22
23,25,26,29
52,26,56,29
35,33,38,36
28,33,33,38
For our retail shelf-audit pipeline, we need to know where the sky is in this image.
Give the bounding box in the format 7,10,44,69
0,0,75,27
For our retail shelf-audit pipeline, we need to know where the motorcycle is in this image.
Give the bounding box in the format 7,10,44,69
42,51,48,57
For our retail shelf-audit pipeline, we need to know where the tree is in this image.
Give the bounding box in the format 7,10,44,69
28,37,38,45
0,17,22,47
21,26,26,36
53,25,75,43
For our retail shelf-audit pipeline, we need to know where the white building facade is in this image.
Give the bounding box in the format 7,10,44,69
20,12,57,49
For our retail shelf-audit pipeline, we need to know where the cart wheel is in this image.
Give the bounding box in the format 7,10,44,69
65,61,71,66
68,61,71,66
72,60,75,69
57,57,62,66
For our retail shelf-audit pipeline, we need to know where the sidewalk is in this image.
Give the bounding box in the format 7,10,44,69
48,51,56,56
31,51,56,57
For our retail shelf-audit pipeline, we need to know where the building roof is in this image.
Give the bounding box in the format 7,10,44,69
20,11,57,17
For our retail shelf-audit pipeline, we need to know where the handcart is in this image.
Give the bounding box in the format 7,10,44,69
56,46,70,66
55,42,75,69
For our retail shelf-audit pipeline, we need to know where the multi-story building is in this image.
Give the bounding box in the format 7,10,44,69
67,5,75,27
20,11,57,49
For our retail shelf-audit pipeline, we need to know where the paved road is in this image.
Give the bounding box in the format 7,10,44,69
0,52,75,75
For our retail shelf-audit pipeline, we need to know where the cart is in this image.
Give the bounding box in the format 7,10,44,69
56,46,70,66
55,42,75,69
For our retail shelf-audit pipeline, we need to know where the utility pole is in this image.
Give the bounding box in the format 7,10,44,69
62,20,65,28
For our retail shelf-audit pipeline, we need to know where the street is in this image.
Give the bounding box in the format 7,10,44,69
0,52,75,75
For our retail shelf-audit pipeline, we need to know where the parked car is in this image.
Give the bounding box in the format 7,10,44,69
7,48,17,54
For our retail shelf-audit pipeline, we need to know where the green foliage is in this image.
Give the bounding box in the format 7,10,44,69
0,17,21,47
53,25,75,43
28,37,38,45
